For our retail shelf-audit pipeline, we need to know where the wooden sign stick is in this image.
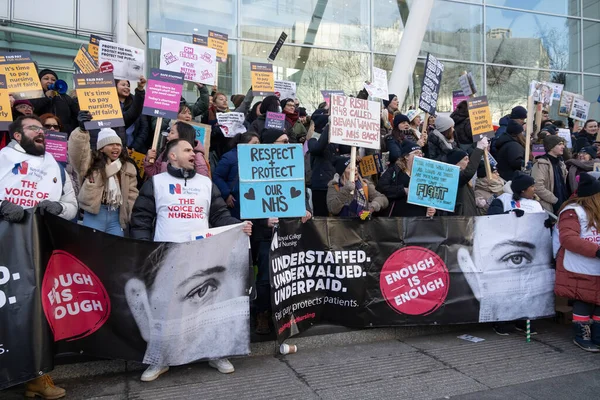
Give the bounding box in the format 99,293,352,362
149,117,163,164
524,95,534,167
349,146,357,195
421,112,429,139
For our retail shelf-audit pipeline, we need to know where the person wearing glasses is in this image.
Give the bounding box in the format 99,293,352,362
39,113,63,133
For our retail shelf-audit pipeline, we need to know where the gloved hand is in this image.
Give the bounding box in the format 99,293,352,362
512,209,525,217
476,137,489,150
544,217,555,229
37,200,63,216
77,111,93,131
0,201,25,222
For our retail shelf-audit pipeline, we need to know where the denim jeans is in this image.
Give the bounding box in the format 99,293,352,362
82,205,124,237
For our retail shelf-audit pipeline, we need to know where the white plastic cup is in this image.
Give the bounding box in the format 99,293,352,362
280,343,297,354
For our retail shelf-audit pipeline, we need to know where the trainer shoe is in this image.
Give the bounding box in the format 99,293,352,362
209,358,235,374
141,365,169,382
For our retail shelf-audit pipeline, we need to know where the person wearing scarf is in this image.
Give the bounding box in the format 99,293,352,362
327,157,388,217
474,162,506,213
281,98,307,142
69,118,139,236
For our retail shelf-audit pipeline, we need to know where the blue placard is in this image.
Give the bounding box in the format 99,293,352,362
407,157,460,212
238,144,305,219
190,123,207,144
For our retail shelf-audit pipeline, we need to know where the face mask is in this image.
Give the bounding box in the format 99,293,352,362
143,296,250,366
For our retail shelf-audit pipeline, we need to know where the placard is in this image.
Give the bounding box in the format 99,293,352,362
192,34,208,47
44,132,68,163
458,72,477,97
251,63,275,96
159,37,217,85
569,97,590,122
532,144,545,158
128,150,146,177
238,144,305,219
407,156,460,212
594,163,600,173
452,90,469,111
73,45,98,74
0,52,43,100
208,31,228,63
268,32,288,62
329,95,381,150
359,154,383,177
265,111,286,131
88,34,110,62
557,128,572,148
546,82,563,102
419,53,444,115
142,69,184,119
98,41,145,82
0,74,13,130
364,67,389,100
321,90,344,106
558,91,582,117
187,121,211,161
74,73,124,130
529,81,553,107
467,96,494,141
274,80,297,100
217,112,246,137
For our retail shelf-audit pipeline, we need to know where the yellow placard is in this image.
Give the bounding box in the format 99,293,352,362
359,155,378,177
74,45,98,74
467,95,494,141
88,34,104,62
0,52,44,100
0,74,13,130
74,73,124,130
208,31,228,63
129,150,146,177
251,62,274,96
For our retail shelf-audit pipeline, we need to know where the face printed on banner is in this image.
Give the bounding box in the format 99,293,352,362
15,118,46,156
457,214,554,322
101,143,122,161
40,73,57,91
124,232,249,366
116,80,130,98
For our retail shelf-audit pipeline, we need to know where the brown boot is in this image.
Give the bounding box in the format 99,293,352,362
24,375,66,399
255,311,271,335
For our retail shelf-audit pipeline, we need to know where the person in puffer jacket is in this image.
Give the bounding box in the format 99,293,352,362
495,120,526,182
555,173,600,352
474,162,505,213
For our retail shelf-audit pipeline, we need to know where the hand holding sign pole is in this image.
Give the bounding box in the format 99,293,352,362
524,95,534,169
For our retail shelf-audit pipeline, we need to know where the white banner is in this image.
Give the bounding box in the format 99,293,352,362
329,95,381,150
274,80,297,100
364,67,389,100
159,38,217,85
98,41,145,82
569,97,590,122
217,112,247,137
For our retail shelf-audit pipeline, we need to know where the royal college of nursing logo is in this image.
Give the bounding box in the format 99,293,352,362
169,183,181,195
11,161,28,175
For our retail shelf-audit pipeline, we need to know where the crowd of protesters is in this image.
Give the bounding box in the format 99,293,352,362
1,65,600,399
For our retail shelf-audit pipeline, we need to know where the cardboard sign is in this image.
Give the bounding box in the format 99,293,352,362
159,37,217,85
192,34,208,47
359,154,383,177
44,132,68,163
419,53,444,115
487,151,498,169
251,63,274,96
529,81,553,107
364,67,388,100
73,45,98,74
0,75,13,130
268,32,288,62
546,82,563,102
186,121,211,161
569,97,590,122
407,156,460,212
142,68,184,119
274,80,297,100
558,90,582,117
217,112,246,137
321,90,344,106
208,31,228,63
98,41,145,82
0,52,43,100
88,34,110,62
458,72,477,97
238,144,305,219
467,96,494,141
128,150,145,177
594,163,600,173
532,144,545,158
74,73,124,130
265,111,286,131
557,128,572,148
329,95,380,150
452,90,469,111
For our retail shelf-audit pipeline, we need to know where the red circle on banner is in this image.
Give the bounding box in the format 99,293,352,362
99,62,114,73
274,91,281,98
380,246,449,316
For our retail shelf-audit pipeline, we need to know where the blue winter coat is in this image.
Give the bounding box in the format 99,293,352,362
213,148,241,219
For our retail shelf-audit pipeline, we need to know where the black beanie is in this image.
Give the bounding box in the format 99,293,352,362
507,119,524,136
541,124,557,136
261,129,285,144
383,94,396,108
393,113,410,128
510,172,535,195
446,149,468,165
477,161,497,178
543,135,564,153
400,141,421,157
510,106,527,120
581,146,597,160
577,173,600,198
260,95,280,115
334,157,351,176
38,68,58,80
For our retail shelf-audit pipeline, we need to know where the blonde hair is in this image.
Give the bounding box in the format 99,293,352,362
559,192,600,230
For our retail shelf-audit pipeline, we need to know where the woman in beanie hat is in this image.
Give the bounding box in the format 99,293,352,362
69,127,138,236
250,95,291,137
565,146,599,193
385,113,411,164
495,119,526,181
376,141,436,217
428,114,458,161
532,135,568,213
488,172,543,215
449,138,489,216
474,162,505,213
555,172,600,352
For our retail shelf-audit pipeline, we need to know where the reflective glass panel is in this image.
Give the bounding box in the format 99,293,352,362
583,0,600,20
149,1,237,36
584,75,600,122
486,0,580,16
583,20,600,74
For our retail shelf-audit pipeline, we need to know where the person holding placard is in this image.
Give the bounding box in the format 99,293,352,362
377,141,436,217
405,110,427,147
249,95,286,137
428,115,458,162
491,106,527,157
281,98,307,142
115,77,149,153
532,135,568,213
495,120,527,182
450,100,474,150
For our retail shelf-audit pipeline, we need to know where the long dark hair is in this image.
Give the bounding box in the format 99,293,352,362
115,80,132,108
247,101,262,124
233,132,259,147
159,121,196,156
86,147,129,181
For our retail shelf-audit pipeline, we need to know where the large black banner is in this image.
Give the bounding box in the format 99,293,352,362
271,214,555,342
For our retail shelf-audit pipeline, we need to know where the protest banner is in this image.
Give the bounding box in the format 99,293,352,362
192,34,208,47
452,90,469,111
418,53,444,115
217,112,246,137
159,37,217,85
546,82,563,102
532,144,545,158
467,96,494,141
0,52,43,100
0,74,12,130
558,90,581,117
265,111,286,131
458,72,477,97
251,63,275,96
569,97,590,122
74,73,124,130
238,144,305,219
186,121,211,162
594,163,600,173
268,32,288,62
73,45,99,74
407,156,460,212
143,68,184,120
44,132,68,163
329,95,380,150
88,34,109,62
271,213,555,342
208,31,228,63
364,66,389,100
558,128,573,148
274,80,297,100
529,81,553,107
358,154,383,177
321,89,344,106
128,149,146,177
98,41,145,82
